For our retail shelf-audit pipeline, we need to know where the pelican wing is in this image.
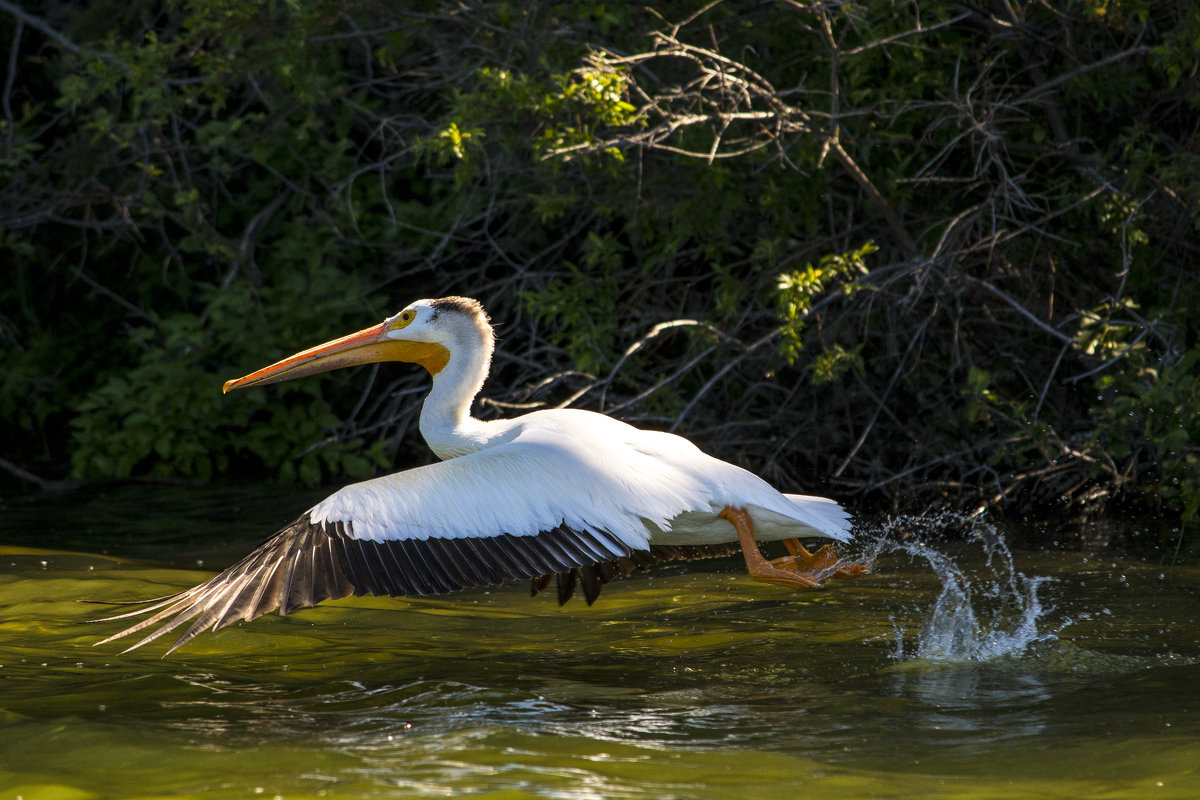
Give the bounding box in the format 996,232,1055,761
96,433,678,653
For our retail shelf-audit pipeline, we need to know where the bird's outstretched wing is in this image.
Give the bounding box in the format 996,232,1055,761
95,514,632,654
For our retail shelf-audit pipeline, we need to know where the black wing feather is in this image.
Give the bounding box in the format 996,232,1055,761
95,513,634,654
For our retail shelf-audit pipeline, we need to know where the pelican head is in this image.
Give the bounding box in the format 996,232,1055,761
223,296,492,393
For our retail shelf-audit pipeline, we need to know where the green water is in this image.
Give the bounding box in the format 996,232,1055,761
1,485,1198,799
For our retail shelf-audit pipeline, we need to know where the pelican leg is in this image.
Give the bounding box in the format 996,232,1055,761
782,539,870,579
721,507,821,590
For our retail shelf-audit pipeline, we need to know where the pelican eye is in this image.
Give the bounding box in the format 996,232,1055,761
389,309,416,330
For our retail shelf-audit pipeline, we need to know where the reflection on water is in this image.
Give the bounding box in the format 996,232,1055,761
0,484,1198,799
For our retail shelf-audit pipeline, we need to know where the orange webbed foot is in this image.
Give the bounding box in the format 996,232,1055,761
782,539,870,580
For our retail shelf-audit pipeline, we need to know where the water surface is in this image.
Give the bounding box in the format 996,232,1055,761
1,485,1197,799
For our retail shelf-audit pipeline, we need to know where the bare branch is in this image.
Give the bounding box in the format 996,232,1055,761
0,0,131,72
0,1,79,54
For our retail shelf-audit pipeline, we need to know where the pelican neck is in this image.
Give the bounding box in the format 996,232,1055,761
418,324,495,459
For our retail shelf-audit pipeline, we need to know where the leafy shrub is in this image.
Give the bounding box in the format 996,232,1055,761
1,0,1197,544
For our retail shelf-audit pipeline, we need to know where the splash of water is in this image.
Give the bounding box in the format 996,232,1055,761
863,511,1061,663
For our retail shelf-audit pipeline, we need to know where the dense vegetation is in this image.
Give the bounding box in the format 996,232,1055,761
2,1,1197,541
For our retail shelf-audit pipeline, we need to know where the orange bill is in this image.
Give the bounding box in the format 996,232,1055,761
223,321,449,393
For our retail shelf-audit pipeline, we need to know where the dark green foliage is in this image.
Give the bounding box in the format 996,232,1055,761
1,0,1197,541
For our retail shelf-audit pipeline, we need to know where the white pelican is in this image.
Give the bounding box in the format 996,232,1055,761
99,297,866,653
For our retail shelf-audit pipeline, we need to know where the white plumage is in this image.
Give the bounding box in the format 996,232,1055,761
313,408,850,547
97,296,864,654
